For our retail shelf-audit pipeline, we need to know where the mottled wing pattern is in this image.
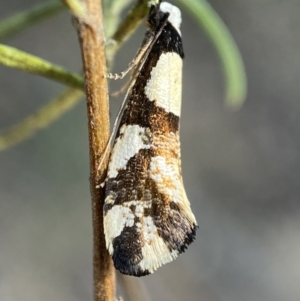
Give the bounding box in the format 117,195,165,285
104,2,197,277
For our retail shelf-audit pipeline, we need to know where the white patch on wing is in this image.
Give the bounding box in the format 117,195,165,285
104,205,135,254
144,52,182,117
105,200,181,272
104,200,153,253
143,216,157,242
107,124,151,178
139,236,179,273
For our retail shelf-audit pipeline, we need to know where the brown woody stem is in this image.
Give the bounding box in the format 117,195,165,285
72,0,115,300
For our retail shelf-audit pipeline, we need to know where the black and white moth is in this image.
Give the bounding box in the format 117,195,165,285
103,1,198,277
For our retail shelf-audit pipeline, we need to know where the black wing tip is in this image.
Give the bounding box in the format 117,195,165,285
113,258,150,277
112,223,198,276
111,240,150,277
177,223,198,254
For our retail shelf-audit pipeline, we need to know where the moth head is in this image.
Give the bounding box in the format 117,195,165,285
160,2,182,33
147,1,182,34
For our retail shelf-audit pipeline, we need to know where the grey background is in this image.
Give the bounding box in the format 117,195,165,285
1,0,300,300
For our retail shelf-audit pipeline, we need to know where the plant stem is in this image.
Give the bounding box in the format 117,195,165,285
0,88,83,151
105,0,149,64
0,44,84,89
0,0,64,39
72,0,115,300
178,0,247,109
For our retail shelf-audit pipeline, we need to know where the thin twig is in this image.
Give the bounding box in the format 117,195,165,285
61,0,86,16
0,43,84,89
72,0,115,300
177,0,247,109
111,0,148,43
106,0,149,64
0,0,64,39
0,88,83,151
102,0,133,39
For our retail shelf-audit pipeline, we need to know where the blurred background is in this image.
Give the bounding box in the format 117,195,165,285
1,0,300,300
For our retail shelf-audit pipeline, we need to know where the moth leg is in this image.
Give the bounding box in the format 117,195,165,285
105,31,154,80
106,60,137,80
110,79,131,97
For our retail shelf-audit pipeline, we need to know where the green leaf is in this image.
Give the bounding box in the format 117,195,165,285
177,0,247,109
0,1,65,40
0,44,84,89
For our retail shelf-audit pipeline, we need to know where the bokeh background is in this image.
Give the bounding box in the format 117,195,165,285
1,0,300,300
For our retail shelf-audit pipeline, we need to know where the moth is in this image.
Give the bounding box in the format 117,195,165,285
103,1,198,277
